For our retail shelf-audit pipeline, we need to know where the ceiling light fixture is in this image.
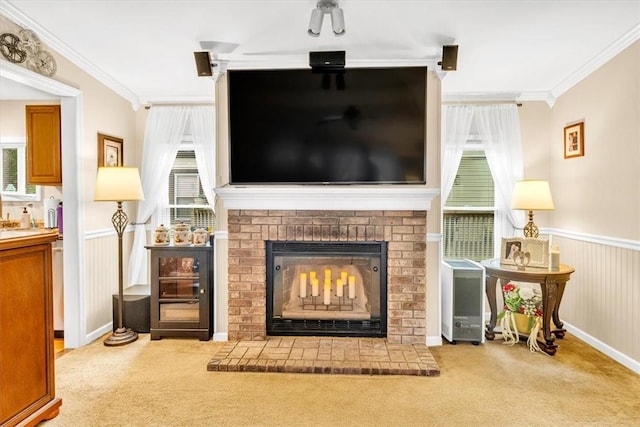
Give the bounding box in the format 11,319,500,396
308,0,345,37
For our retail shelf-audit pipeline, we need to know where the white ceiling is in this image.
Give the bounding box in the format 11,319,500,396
2,0,639,107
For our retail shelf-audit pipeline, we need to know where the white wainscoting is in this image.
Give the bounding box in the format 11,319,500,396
83,228,136,343
548,229,639,374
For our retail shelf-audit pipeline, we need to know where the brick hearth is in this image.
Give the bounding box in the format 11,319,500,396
227,209,427,344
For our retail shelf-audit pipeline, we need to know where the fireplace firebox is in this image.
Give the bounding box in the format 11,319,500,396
266,241,387,337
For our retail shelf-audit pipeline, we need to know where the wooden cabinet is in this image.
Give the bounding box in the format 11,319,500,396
0,231,61,426
146,245,214,341
26,105,62,185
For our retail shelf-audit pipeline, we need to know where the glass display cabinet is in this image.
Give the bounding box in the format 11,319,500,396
146,245,213,340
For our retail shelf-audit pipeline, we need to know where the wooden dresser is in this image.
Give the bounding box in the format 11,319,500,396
0,230,62,426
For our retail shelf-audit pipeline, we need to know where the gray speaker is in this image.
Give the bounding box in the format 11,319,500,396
440,45,458,71
309,50,345,70
194,51,213,77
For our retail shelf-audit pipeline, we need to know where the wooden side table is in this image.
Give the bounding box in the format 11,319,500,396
481,259,575,355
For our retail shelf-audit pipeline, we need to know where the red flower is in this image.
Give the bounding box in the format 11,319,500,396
519,306,525,314
503,283,516,292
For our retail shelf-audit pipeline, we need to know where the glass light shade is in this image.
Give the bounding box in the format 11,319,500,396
308,8,323,36
511,180,554,210
330,7,345,35
95,167,144,202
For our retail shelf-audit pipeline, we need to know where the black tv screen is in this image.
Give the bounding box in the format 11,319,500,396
228,67,426,184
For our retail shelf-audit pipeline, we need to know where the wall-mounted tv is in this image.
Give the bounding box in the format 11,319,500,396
228,66,426,184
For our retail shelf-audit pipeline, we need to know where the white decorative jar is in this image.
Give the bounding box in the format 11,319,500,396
192,228,209,246
153,224,170,246
173,222,191,246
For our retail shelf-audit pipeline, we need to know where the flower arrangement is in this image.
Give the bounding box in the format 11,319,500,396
498,282,546,354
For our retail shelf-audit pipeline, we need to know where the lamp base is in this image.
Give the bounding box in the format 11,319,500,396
523,210,539,238
104,327,138,346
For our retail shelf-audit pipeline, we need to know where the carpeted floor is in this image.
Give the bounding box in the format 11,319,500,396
42,333,639,426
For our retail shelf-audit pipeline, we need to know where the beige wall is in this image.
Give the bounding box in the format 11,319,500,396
550,40,639,241
520,41,640,368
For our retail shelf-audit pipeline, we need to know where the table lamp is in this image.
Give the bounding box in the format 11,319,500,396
95,167,144,346
511,180,554,238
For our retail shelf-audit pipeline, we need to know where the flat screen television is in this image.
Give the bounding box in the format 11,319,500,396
228,66,426,184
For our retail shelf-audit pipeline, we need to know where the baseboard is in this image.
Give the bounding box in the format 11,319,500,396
86,323,113,345
564,322,640,375
426,335,443,346
213,332,228,341
54,330,64,339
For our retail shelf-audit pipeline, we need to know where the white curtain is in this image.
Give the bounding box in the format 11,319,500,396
190,106,216,208
441,105,474,204
127,106,190,285
474,104,525,254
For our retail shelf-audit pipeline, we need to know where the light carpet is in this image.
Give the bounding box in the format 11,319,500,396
42,333,639,426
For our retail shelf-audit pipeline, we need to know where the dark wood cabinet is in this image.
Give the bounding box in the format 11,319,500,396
26,105,62,185
0,231,62,426
146,245,213,340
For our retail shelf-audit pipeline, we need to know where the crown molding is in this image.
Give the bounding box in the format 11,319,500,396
550,23,640,100
1,1,141,109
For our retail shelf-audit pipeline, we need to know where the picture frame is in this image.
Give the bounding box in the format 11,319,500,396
97,133,123,167
500,237,550,268
564,122,584,159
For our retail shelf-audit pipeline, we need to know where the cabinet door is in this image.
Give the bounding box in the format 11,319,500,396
151,248,210,330
0,244,56,424
26,105,62,185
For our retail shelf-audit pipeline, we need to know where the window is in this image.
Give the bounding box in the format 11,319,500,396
443,150,494,261
0,137,40,201
165,148,215,230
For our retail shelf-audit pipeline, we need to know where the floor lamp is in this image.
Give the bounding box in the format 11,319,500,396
95,167,144,346
511,180,554,238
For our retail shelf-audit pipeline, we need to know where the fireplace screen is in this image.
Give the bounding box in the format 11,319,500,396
266,241,387,337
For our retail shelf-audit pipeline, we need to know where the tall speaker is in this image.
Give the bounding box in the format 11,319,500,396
194,51,213,77
440,45,458,71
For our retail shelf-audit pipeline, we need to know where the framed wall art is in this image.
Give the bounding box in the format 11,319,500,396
500,237,550,268
98,133,123,167
564,122,584,159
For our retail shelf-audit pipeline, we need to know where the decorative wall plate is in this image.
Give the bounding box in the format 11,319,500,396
0,32,27,63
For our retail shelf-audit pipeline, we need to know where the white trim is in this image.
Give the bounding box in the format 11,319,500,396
426,335,443,347
544,228,640,251
215,186,439,211
214,230,229,240
86,323,113,344
84,226,137,240
427,233,441,242
551,24,640,100
1,2,140,109
564,322,640,375
0,60,81,97
213,332,228,342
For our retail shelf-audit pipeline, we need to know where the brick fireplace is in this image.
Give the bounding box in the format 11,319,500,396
216,186,438,345
226,207,428,344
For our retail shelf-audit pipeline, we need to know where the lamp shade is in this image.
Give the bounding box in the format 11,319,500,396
511,180,554,210
95,167,144,202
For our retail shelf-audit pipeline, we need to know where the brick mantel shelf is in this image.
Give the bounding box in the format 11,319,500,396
215,185,439,211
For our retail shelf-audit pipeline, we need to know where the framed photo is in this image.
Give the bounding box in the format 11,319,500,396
564,122,584,159
501,238,550,268
97,133,123,167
